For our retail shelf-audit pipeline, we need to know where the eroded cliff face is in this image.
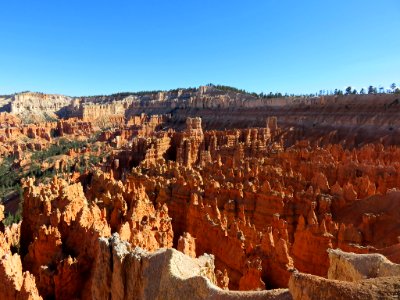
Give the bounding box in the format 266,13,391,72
1,104,400,299
87,233,292,300
17,171,176,299
327,249,400,281
289,250,400,300
0,205,42,300
10,92,73,122
289,272,400,300
8,88,400,140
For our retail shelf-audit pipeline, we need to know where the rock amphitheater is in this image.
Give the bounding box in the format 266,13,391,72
0,86,399,299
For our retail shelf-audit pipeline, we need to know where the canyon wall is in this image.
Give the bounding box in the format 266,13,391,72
7,88,399,138
10,92,73,121
0,86,400,299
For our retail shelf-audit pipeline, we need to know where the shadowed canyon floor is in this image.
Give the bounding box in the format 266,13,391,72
0,87,400,299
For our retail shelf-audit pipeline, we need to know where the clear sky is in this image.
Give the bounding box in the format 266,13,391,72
1,0,399,96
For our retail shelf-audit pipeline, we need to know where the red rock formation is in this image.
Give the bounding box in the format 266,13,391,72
239,258,266,291
57,118,93,136
115,116,400,285
1,105,400,299
176,117,204,167
177,232,196,258
0,212,42,299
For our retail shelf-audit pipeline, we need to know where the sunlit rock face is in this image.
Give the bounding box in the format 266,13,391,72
1,90,400,299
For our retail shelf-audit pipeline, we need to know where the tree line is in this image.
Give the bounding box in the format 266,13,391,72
10,82,400,101
208,83,400,99
320,83,399,96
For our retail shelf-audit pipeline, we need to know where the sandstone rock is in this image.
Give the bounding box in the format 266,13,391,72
289,271,400,300
0,253,42,300
239,258,266,291
88,233,291,300
10,92,72,122
177,232,196,258
0,204,4,222
327,248,400,281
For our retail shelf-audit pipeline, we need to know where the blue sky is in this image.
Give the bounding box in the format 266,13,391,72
0,0,399,96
